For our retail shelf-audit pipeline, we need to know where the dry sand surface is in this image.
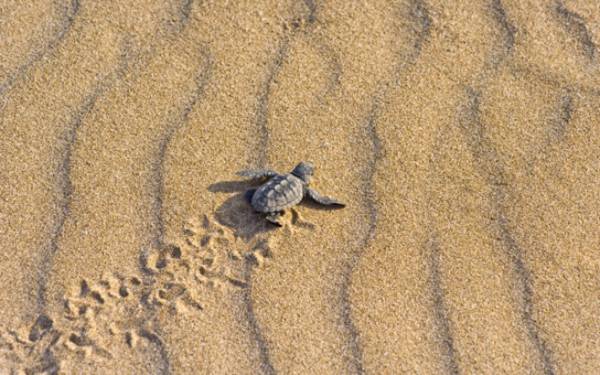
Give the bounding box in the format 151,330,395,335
1,0,599,374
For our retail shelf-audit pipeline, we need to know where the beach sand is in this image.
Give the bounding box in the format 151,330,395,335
1,0,599,373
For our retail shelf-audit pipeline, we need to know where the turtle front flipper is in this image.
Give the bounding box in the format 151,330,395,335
236,169,279,180
306,188,345,207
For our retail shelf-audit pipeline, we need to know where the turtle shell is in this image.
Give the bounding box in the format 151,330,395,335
251,174,305,213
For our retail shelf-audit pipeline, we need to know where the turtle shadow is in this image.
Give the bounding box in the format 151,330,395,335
212,188,276,241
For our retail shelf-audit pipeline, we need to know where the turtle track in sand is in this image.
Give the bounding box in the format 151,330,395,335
0,213,274,373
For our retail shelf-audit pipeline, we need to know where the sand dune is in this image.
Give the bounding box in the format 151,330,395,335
1,0,599,374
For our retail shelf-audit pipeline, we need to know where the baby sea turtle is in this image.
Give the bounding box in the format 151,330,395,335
237,161,345,226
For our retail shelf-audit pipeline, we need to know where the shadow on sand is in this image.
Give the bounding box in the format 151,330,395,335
208,179,275,240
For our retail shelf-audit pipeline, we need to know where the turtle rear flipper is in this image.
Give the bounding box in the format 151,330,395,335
265,211,284,226
236,169,278,180
306,188,345,207
244,189,257,204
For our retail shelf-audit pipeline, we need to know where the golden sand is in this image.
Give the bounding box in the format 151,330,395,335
1,0,599,373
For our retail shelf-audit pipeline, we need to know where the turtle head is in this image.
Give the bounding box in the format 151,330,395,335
291,161,314,184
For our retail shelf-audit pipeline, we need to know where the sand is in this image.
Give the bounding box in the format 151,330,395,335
0,0,599,374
